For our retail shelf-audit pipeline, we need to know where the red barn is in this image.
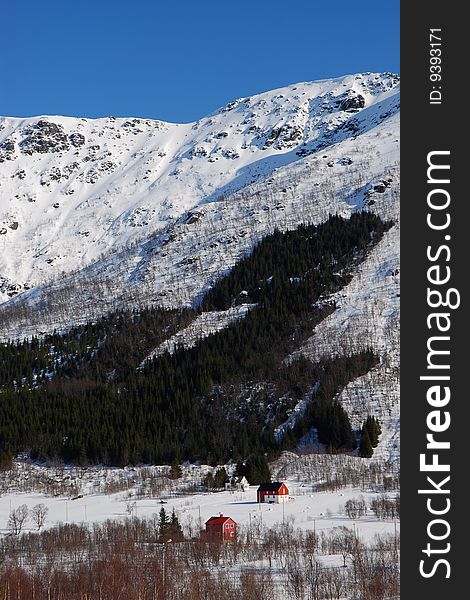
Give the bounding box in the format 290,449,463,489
205,514,237,541
257,482,289,503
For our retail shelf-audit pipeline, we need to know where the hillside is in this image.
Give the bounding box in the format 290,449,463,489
0,213,390,467
0,73,400,463
0,72,398,310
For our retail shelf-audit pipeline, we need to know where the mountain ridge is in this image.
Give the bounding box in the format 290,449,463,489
0,72,400,460
0,72,399,311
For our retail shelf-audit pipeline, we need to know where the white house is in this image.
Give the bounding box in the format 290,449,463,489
225,475,250,492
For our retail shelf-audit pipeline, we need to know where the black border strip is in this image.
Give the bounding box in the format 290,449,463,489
401,3,466,597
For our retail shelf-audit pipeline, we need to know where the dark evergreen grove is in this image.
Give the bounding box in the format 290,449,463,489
359,415,382,458
236,453,272,485
0,212,392,467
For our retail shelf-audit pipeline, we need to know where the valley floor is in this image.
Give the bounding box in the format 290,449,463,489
0,461,400,599
0,474,398,543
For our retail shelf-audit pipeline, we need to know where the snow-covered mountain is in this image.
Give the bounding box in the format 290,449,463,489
0,73,400,460
0,72,398,307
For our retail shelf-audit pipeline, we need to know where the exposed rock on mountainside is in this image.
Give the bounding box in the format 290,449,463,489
0,72,399,307
0,73,400,460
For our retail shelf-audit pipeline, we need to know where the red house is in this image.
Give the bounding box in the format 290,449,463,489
205,514,237,541
257,482,289,504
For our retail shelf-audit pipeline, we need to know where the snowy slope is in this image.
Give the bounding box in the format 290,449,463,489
144,304,257,362
0,72,398,306
0,73,400,459
0,74,399,337
291,224,400,463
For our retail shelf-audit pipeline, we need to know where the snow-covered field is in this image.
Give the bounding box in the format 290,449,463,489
0,479,398,543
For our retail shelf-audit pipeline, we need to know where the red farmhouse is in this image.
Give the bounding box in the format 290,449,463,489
257,482,289,504
205,514,237,541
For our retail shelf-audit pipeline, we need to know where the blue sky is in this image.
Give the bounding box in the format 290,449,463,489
1,0,399,123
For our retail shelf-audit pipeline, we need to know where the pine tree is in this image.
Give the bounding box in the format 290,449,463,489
167,508,184,541
214,467,228,489
363,415,381,448
205,472,215,491
158,507,170,538
0,213,389,467
244,453,271,484
359,426,373,458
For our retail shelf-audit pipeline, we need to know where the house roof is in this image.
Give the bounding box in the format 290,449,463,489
205,515,235,526
257,481,286,492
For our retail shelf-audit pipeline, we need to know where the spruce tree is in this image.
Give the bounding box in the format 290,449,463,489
170,508,180,529
364,415,381,448
244,453,271,484
205,472,214,491
235,461,245,477
359,426,373,458
168,508,184,541
214,467,228,489
339,407,356,450
158,507,170,538
0,213,389,467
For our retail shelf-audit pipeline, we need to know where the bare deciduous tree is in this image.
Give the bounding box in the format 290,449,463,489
8,504,29,535
31,503,48,530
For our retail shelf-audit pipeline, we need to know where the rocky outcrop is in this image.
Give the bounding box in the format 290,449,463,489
189,146,208,158
221,148,240,160
264,123,303,150
69,132,85,147
83,161,117,184
0,139,16,162
40,167,62,186
339,92,366,112
19,120,70,155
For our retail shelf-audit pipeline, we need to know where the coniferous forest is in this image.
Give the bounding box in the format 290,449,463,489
0,212,391,467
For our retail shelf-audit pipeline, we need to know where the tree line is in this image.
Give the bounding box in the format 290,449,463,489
0,212,391,467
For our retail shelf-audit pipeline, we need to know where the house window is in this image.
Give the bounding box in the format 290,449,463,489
230,523,234,528
226,524,230,528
